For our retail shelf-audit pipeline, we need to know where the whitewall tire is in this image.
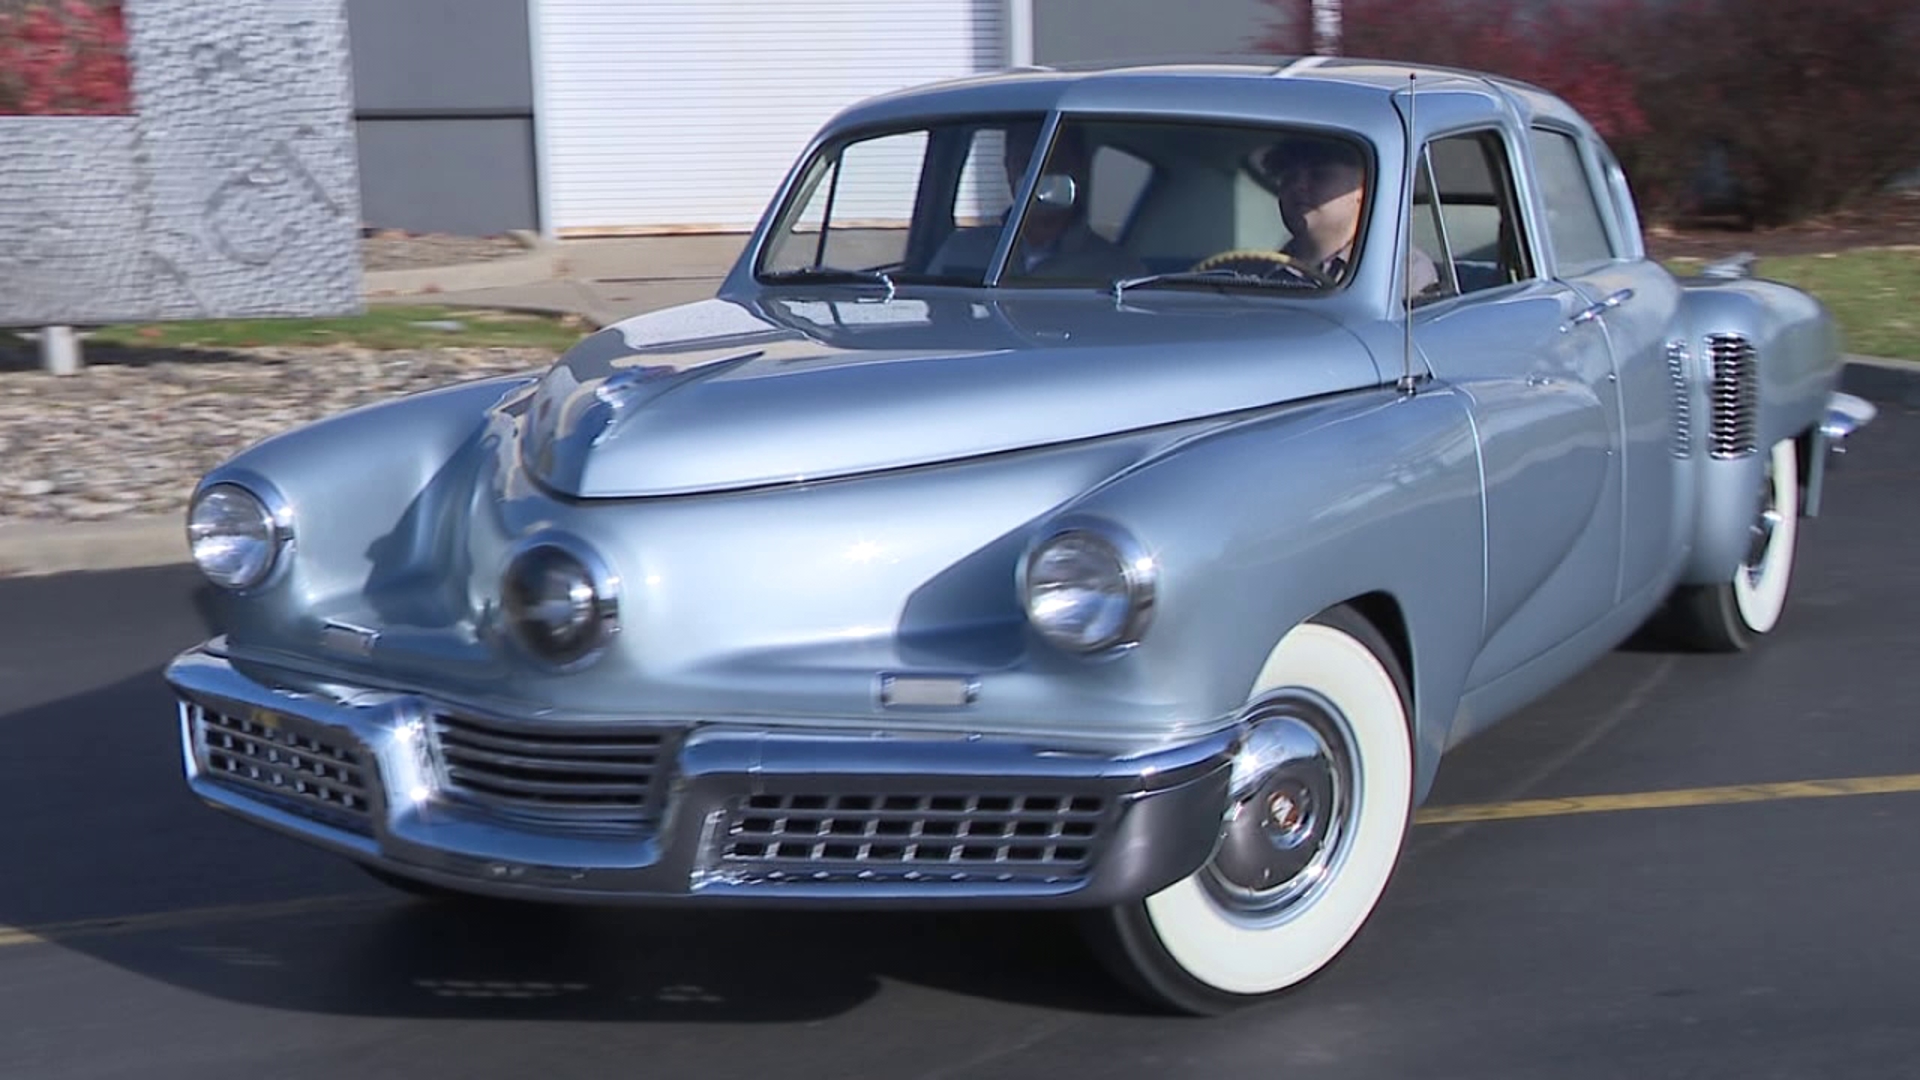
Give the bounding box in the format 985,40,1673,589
1087,604,1414,1014
1730,437,1799,635
1666,436,1800,652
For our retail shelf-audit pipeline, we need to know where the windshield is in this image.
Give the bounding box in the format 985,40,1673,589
756,115,1375,293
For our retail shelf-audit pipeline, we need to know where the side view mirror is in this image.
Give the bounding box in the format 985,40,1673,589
1033,173,1078,210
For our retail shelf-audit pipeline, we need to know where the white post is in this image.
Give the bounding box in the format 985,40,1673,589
40,325,82,376
526,0,559,244
1312,0,1342,56
1007,0,1034,67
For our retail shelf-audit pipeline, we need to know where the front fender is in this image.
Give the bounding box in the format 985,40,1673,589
1036,386,1486,801
196,375,540,636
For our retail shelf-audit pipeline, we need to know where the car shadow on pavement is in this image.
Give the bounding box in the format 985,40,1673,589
0,665,1151,1022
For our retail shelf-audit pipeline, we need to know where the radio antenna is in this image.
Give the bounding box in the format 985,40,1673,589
1398,71,1419,396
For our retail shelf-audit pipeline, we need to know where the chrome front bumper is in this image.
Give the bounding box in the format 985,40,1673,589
167,644,1236,908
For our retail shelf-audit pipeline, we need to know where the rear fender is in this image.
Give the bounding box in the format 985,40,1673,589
1673,277,1840,584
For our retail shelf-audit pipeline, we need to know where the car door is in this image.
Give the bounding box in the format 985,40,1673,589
1529,125,1687,603
1408,129,1625,690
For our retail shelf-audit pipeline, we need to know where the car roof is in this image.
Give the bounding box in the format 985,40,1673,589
818,56,1585,143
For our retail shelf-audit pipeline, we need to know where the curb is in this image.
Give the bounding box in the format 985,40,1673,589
1839,353,1920,408
0,514,184,578
2,356,1915,580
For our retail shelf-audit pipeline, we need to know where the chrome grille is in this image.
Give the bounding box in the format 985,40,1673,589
189,702,373,835
1707,333,1758,459
1666,338,1693,458
721,791,1110,883
429,712,669,829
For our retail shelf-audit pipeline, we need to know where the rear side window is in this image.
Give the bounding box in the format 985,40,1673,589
1409,130,1534,306
1529,128,1615,270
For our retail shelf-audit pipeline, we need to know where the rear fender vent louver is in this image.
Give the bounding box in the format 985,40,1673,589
1706,333,1758,459
1665,338,1692,458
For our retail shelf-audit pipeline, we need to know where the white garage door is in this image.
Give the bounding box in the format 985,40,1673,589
535,1,1010,236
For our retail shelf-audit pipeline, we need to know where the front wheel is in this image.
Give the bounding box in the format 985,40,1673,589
1663,436,1800,652
1084,605,1414,1014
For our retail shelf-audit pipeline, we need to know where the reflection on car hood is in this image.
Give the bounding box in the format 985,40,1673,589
519,293,1382,498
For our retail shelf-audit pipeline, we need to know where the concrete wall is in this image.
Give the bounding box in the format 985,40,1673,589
346,0,537,235
0,0,361,326
1031,0,1284,65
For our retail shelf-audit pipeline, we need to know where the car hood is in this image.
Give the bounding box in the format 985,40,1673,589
518,292,1382,498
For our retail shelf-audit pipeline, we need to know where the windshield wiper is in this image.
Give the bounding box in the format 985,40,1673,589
1111,268,1317,302
761,267,896,301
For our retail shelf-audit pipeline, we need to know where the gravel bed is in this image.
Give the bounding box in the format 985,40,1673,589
360,232,532,273
0,344,557,526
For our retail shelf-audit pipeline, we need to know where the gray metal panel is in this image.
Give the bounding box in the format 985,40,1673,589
0,0,360,326
1031,0,1280,64
346,0,532,113
356,118,538,235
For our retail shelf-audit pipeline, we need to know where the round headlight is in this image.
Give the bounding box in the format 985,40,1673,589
188,483,285,590
501,537,619,669
1023,526,1155,653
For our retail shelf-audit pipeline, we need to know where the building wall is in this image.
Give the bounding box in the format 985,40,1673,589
341,0,1290,237
1030,0,1282,65
346,0,536,235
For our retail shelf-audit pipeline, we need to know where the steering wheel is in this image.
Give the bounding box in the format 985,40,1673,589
1190,249,1336,289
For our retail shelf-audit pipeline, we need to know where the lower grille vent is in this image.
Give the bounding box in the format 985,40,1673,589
721,791,1110,883
190,703,373,835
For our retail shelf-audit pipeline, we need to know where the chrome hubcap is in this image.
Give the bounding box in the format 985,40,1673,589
1204,696,1356,920
1743,460,1782,583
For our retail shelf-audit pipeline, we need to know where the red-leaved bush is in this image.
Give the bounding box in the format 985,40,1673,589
1257,0,1920,226
0,0,132,116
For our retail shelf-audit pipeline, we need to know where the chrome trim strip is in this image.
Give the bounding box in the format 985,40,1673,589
1665,338,1692,458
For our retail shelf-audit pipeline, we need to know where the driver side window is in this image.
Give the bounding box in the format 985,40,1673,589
1409,131,1535,307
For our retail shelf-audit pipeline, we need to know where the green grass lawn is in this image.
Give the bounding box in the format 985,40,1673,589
88,305,589,352
1668,249,1920,362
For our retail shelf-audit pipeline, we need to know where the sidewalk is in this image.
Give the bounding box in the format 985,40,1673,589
362,233,748,329
1,233,1916,578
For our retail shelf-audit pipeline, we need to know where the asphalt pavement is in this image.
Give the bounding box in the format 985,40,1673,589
0,394,1915,1079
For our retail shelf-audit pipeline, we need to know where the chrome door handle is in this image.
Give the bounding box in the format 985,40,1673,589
1569,288,1635,327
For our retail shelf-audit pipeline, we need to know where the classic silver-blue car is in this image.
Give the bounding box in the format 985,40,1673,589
167,58,1873,1014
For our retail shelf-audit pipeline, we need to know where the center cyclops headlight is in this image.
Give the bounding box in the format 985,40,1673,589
1022,523,1156,654
500,533,620,669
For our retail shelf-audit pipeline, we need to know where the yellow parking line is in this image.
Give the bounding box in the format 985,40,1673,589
0,893,394,950
1416,772,1920,825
